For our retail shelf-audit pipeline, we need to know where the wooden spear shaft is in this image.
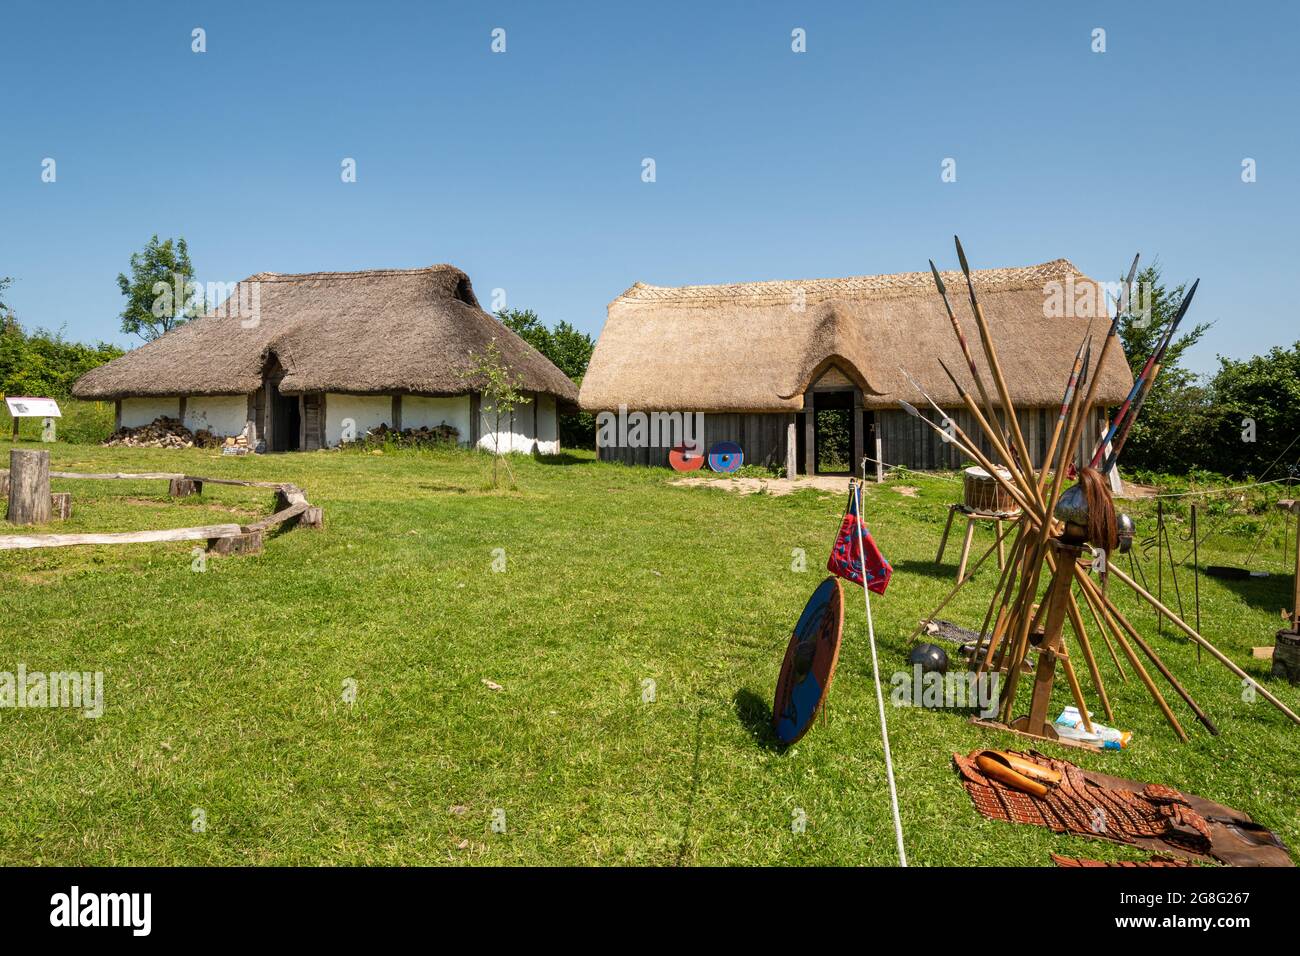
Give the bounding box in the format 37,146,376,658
1078,574,1129,681
1107,560,1300,727
1075,566,1218,735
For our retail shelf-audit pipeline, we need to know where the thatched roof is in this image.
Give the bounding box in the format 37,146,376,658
579,259,1134,413
73,266,579,403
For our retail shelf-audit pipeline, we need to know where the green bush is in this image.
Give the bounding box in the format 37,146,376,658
1,398,117,445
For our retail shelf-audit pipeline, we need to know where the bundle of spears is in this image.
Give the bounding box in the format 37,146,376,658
901,237,1300,745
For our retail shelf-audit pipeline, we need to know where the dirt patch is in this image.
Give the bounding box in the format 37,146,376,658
669,475,856,497
1116,478,1158,499
893,485,920,498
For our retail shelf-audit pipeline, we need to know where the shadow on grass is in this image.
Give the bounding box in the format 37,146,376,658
535,452,594,467
1196,567,1295,615
416,483,470,494
888,558,995,584
733,688,784,751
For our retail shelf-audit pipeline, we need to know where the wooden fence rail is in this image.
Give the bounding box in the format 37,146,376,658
0,470,322,554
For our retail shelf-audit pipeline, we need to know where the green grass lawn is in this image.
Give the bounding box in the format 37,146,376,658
2,440,1297,865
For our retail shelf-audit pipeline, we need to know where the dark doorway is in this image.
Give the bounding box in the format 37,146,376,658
813,391,855,475
263,356,301,452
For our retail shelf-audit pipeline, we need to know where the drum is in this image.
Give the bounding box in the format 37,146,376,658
963,465,1017,514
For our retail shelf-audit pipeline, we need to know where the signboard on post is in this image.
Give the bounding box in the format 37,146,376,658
5,396,62,442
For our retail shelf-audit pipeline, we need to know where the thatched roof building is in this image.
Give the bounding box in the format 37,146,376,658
580,259,1135,474
74,265,578,453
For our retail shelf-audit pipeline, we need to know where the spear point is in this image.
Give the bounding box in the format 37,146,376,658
929,259,948,298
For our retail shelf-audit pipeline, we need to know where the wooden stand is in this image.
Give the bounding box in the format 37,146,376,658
936,504,1017,581
6,449,51,525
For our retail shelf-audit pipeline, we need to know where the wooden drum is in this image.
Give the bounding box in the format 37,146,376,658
963,466,1018,514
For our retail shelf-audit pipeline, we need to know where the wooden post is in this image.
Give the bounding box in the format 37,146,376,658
785,418,797,480
168,478,202,497
1012,540,1084,737
6,449,52,525
803,389,815,476
392,394,403,433
49,492,72,520
10,416,18,442
1280,500,1300,633
875,436,884,483
852,386,865,479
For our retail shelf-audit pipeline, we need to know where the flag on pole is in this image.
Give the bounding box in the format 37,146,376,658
827,486,892,594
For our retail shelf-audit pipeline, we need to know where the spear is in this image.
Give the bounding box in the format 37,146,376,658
1062,251,1137,470
1039,331,1092,492
1093,277,1199,470
928,259,1013,454
954,236,1037,476
1102,278,1201,473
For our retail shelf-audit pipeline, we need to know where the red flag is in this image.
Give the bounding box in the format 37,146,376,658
827,488,892,594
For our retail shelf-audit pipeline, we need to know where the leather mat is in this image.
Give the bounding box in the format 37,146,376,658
954,749,1293,867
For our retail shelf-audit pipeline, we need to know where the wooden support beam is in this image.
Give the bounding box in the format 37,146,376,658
803,389,815,476
785,417,797,480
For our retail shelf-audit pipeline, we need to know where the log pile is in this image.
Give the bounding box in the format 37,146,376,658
104,416,222,449
340,422,459,449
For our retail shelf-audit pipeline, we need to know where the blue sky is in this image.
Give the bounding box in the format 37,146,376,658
2,0,1296,373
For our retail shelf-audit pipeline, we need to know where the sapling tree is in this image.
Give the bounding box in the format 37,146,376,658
461,338,524,489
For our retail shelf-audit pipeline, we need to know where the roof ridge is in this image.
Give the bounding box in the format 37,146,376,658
615,259,1081,305
247,265,464,282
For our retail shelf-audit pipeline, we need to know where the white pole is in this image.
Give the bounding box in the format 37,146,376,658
875,437,884,483
852,479,907,866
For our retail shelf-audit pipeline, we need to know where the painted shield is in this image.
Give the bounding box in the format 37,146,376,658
772,577,845,745
669,444,706,472
707,440,744,473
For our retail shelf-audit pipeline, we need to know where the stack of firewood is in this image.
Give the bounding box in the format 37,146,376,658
104,416,222,449
341,422,460,448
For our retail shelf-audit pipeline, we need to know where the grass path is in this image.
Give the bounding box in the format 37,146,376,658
2,441,1297,865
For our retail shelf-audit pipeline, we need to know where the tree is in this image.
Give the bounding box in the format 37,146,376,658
497,308,596,448
460,338,525,489
117,235,200,341
1113,264,1213,473
1209,343,1300,479
0,276,19,336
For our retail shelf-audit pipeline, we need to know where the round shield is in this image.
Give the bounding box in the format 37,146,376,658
772,577,845,745
707,441,743,473
669,444,706,472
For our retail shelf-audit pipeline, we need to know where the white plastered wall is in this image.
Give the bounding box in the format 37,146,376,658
477,392,559,455
402,395,472,445
120,397,181,427
324,393,391,446
184,395,248,437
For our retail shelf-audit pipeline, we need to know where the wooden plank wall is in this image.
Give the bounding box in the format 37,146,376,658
597,413,789,469
596,408,1106,472
874,407,1105,471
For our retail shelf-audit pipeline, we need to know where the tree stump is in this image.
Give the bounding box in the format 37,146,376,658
207,530,263,556
6,449,51,525
169,478,203,497
50,492,73,521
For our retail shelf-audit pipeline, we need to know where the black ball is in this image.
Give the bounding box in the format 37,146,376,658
908,642,949,675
